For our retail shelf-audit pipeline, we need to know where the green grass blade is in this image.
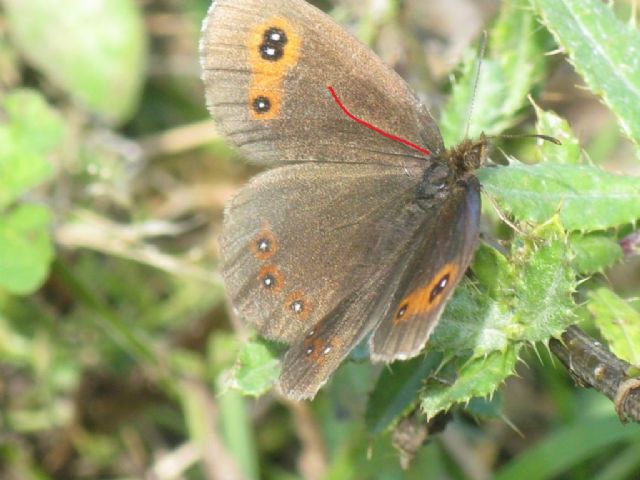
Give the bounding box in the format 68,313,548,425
52,258,157,365
495,414,640,480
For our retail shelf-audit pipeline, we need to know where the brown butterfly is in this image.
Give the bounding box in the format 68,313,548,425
200,0,486,400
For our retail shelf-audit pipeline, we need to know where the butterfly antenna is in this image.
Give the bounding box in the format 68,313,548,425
463,30,488,140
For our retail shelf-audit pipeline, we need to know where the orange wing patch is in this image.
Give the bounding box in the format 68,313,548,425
247,17,302,120
393,263,460,324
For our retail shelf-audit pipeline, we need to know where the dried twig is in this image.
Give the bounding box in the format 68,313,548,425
549,325,640,423
55,210,219,283
283,399,328,480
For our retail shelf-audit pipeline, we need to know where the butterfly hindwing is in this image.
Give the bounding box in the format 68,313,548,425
220,162,423,343
369,178,481,361
276,178,457,400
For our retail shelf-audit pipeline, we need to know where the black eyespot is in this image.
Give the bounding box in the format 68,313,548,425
262,273,276,289
429,274,450,303
256,237,271,252
397,303,408,318
263,27,287,46
259,27,287,61
260,43,284,61
252,96,271,114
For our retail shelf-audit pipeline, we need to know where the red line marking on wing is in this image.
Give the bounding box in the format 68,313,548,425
327,86,430,156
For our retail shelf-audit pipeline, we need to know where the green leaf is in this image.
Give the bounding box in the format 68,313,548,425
421,347,519,419
534,104,581,164
513,239,576,342
440,0,550,145
3,89,66,155
532,0,640,145
478,163,640,231
366,353,441,434
0,204,53,294
569,233,623,275
588,288,640,366
232,340,281,397
0,90,63,210
4,0,147,124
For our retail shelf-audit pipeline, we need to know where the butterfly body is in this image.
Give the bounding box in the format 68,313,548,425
200,0,485,399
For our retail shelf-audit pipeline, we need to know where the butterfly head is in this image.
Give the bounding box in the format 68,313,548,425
446,134,488,178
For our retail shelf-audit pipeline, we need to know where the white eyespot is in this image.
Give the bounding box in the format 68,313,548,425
270,32,281,42
291,300,304,314
322,346,332,355
306,347,314,355
306,329,315,337
439,277,448,289
265,46,276,57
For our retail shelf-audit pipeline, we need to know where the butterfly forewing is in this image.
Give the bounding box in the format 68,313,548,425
200,0,444,166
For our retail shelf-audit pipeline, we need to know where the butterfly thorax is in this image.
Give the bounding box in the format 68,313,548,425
415,135,485,202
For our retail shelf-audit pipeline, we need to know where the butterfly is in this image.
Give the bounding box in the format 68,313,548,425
200,0,486,400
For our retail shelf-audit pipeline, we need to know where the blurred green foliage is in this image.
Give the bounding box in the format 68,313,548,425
0,0,639,479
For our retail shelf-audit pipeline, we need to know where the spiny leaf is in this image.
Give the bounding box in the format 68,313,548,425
532,0,640,145
421,347,519,419
478,163,640,231
513,239,576,343
432,282,512,357
588,288,640,366
569,233,623,275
